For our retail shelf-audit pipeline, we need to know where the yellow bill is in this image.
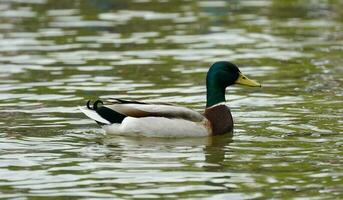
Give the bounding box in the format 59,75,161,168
235,72,261,87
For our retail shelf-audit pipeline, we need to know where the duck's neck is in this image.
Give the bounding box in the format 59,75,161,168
206,82,226,108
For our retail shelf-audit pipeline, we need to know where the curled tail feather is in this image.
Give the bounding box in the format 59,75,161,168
81,100,126,124
87,100,103,110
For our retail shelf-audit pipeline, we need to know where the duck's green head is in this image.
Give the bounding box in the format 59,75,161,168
206,61,261,107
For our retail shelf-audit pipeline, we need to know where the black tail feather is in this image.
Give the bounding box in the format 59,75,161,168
96,106,126,124
86,99,126,124
86,100,92,110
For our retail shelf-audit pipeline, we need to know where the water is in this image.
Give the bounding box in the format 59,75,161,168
0,0,342,199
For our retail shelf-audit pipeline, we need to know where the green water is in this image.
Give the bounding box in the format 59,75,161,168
0,0,342,199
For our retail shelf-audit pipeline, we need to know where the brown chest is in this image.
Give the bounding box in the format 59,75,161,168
204,104,233,135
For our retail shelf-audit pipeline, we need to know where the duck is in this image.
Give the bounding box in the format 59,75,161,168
79,61,261,137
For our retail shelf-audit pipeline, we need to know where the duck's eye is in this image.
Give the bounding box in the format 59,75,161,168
242,77,246,80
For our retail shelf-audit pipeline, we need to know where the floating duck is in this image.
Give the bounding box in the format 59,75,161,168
79,61,261,137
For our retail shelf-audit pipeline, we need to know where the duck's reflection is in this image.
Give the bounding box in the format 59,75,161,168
202,135,233,171
101,134,233,171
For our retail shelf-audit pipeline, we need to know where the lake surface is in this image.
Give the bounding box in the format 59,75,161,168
0,0,342,199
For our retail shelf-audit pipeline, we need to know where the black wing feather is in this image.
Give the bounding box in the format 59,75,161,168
106,98,175,106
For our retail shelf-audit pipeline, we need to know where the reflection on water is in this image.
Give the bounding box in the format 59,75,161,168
0,0,342,199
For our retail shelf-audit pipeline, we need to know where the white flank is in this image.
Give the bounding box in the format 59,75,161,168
102,117,210,138
78,106,111,125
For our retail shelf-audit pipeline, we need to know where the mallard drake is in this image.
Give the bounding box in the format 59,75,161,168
79,61,261,137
